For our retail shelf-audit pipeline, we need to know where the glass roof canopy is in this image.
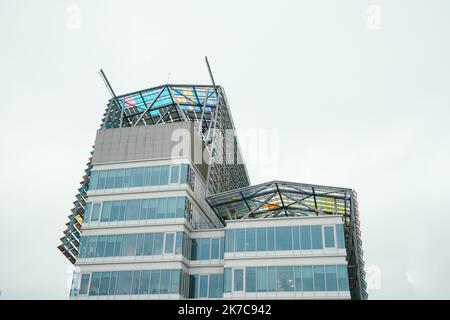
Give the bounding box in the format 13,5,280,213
205,180,353,221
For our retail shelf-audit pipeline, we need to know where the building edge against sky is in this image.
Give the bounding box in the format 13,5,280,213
58,76,367,300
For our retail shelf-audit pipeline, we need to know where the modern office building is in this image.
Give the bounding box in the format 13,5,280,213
59,79,367,300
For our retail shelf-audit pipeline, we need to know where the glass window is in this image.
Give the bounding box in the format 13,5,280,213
83,202,92,223
153,233,164,255
86,236,97,258
79,274,90,295
95,235,106,257
170,165,180,183
199,275,208,298
275,227,293,251
151,166,161,185
157,198,167,219
233,269,243,291
191,239,198,260
123,168,131,188
276,266,294,292
220,237,225,260
324,226,335,248
114,235,122,256
109,272,118,295
105,170,115,189
105,235,116,257
140,199,149,220
211,238,220,259
97,171,107,189
325,265,338,291
125,200,141,221
311,225,323,249
293,227,300,250
78,237,87,258
176,197,185,218
144,167,152,186
209,274,220,298
246,267,256,292
300,225,312,250
224,268,232,293
302,266,313,291
89,272,101,296
225,229,235,253
119,200,127,220
180,164,189,184
130,167,144,187
147,199,157,219
267,228,275,251
170,270,181,294
337,265,349,291
257,267,267,292
267,267,276,292
200,238,210,260
175,232,183,255
164,233,175,254
336,224,345,248
136,234,145,256
294,266,302,291
150,270,161,294
167,198,177,218
313,265,325,291
189,275,199,298
245,228,256,252
122,234,137,256
91,203,101,222
257,228,267,251
143,233,154,256
116,271,132,295
100,201,111,222
114,169,124,188
139,270,150,294
110,201,121,221
89,171,99,190
235,229,245,252
132,271,141,294
99,272,111,295
160,166,169,185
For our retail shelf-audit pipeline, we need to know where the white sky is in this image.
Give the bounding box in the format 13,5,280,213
1,0,449,299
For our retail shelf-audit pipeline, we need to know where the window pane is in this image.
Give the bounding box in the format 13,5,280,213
160,270,171,294
132,271,141,294
245,267,256,292
245,228,256,252
300,226,312,250
130,167,144,187
180,164,189,184
114,235,122,256
209,274,220,298
224,268,232,293
99,272,111,295
160,166,169,185
79,274,90,295
302,266,313,291
200,238,210,260
256,228,267,251
170,165,180,183
122,234,137,256
337,265,349,291
109,272,118,295
144,167,152,186
147,199,157,219
157,198,167,219
294,266,302,291
116,271,132,295
176,197,185,218
90,171,99,190
136,234,145,256
191,239,198,260
100,201,111,222
189,275,199,298
95,235,106,257
233,269,243,291
86,236,97,258
151,166,161,185
105,235,116,257
119,201,127,220
267,267,276,292
97,171,107,189
275,227,292,251
105,170,115,189
175,232,183,255
313,265,325,291
150,270,161,294
211,238,220,259
235,229,245,252
276,266,294,292
89,272,101,296
220,237,225,259
324,226,335,248
140,199,149,220
110,201,121,221
170,270,181,294
123,169,131,187
153,233,164,255
311,225,323,249
139,270,150,294
199,275,208,297
166,198,177,218
325,265,338,291
78,237,87,258
125,200,141,221
257,267,267,292
164,233,175,254
143,233,154,255
114,169,124,188
84,203,92,223
293,227,300,250
267,228,275,251
91,203,101,221
225,230,235,253
336,224,345,248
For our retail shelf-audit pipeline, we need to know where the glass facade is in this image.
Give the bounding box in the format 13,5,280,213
190,237,225,261
189,274,224,298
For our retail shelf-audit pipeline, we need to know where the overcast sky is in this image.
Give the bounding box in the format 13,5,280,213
1,0,449,299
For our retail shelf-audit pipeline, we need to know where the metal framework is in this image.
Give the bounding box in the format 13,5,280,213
205,180,368,300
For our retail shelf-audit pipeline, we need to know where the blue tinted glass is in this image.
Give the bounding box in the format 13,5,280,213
337,265,349,291
267,228,275,251
294,266,302,291
144,167,152,186
153,233,164,255
313,265,325,291
160,270,170,294
167,198,177,218
336,224,345,248
170,166,180,183
276,266,294,292
83,203,92,223
109,272,117,295
175,232,183,255
147,199,157,219
97,171,107,189
209,274,220,298
105,170,115,189
311,226,323,249
164,233,174,254
293,227,300,250
157,198,167,219
114,169,124,188
86,236,97,258
276,227,292,250
140,199,148,220
119,201,127,220
126,200,141,221
233,269,243,291
170,270,181,294
143,233,154,256
116,271,132,295
300,225,312,250
110,201,120,221
302,266,313,291
246,267,256,292
324,226,335,248
114,235,122,256
257,267,267,292
160,166,169,185
136,234,145,256
191,239,198,260
150,270,161,294
89,171,99,190
96,235,106,257
122,234,137,256
91,203,101,221
151,166,160,185
325,265,338,291
190,275,199,298
224,268,232,293
105,235,115,257
99,272,111,295
245,229,256,252
267,267,276,292
123,169,131,187
211,238,220,259
176,197,185,218
180,164,189,184
100,201,111,222
139,271,150,294
89,272,101,296
235,229,245,252
132,271,141,294
256,228,267,251
78,237,87,258
200,238,210,260
79,274,90,295
199,275,208,297
225,229,235,253
130,167,144,187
